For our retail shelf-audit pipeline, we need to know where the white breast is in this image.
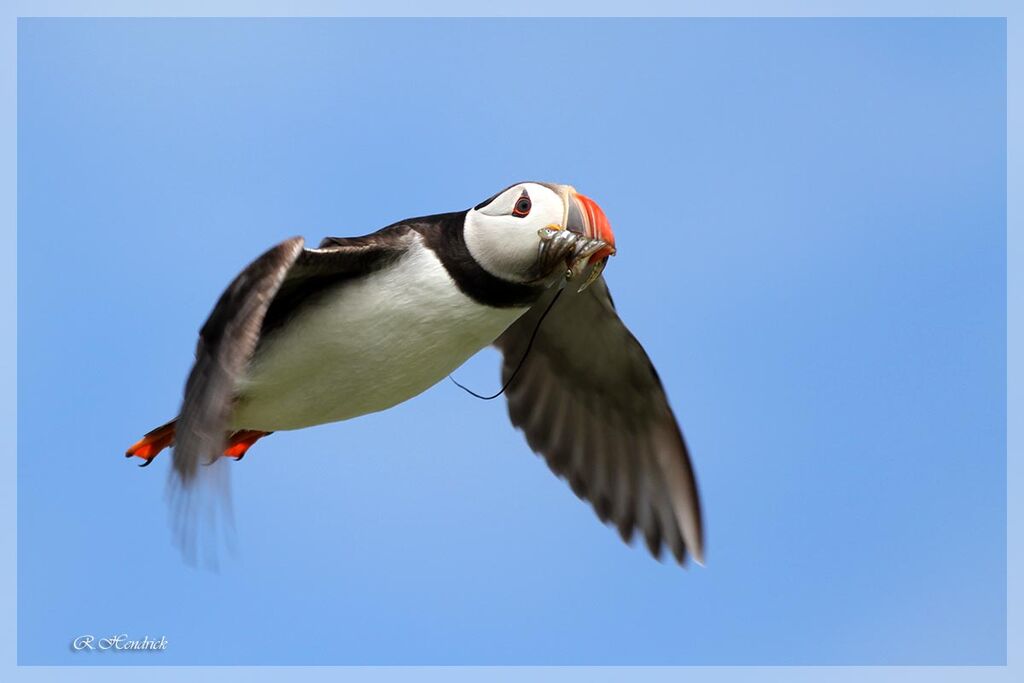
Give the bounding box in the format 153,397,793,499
230,236,527,432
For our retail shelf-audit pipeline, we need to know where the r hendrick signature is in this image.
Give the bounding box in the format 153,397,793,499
71,634,167,652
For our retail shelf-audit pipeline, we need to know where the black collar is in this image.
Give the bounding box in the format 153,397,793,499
414,211,547,309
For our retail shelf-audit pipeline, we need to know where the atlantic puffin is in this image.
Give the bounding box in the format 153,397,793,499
126,182,704,565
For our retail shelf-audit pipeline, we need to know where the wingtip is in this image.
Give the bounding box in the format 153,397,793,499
687,529,705,567
680,519,705,568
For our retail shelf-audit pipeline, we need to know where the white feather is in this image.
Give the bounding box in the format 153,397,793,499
463,182,566,282
231,235,527,431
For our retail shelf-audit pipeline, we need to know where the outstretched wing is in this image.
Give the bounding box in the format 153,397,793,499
494,278,704,564
169,230,412,564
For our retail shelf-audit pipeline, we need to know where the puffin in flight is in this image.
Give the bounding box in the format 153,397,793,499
126,182,704,565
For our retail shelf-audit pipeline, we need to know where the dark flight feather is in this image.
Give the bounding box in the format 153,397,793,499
494,277,704,564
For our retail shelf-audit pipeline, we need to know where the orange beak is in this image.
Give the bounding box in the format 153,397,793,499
566,192,616,263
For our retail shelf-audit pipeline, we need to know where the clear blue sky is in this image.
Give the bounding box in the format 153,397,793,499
17,18,1005,665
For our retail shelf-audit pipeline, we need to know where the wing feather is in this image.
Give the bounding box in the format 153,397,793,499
167,230,411,564
495,278,704,564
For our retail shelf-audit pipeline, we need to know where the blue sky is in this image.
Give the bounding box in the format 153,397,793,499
17,18,1005,665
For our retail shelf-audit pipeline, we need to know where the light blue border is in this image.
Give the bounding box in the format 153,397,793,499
5,1,1017,681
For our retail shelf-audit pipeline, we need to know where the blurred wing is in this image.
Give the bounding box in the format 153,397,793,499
494,277,704,564
172,237,305,483
167,237,303,565
169,231,411,564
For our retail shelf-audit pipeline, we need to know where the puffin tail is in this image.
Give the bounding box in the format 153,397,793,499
126,420,271,467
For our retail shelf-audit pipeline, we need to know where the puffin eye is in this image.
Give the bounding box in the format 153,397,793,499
512,194,532,218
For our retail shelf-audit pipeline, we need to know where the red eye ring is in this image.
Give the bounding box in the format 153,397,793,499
512,195,532,217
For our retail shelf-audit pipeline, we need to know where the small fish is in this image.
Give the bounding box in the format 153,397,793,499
535,225,615,292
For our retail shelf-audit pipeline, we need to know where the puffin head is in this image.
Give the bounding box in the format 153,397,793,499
463,182,616,285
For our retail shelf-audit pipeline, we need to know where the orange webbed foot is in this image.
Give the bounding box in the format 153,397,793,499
125,420,176,467
222,430,271,461
127,422,271,466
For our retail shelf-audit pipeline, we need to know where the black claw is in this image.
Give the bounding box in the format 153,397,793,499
138,457,154,468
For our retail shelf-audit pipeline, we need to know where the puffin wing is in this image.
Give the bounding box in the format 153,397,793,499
169,231,412,563
173,237,304,482
167,236,302,564
494,277,704,564
174,231,413,481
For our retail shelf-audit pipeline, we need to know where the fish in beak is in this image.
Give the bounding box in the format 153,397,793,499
535,187,617,291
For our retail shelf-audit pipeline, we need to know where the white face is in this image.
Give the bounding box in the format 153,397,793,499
463,182,570,283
